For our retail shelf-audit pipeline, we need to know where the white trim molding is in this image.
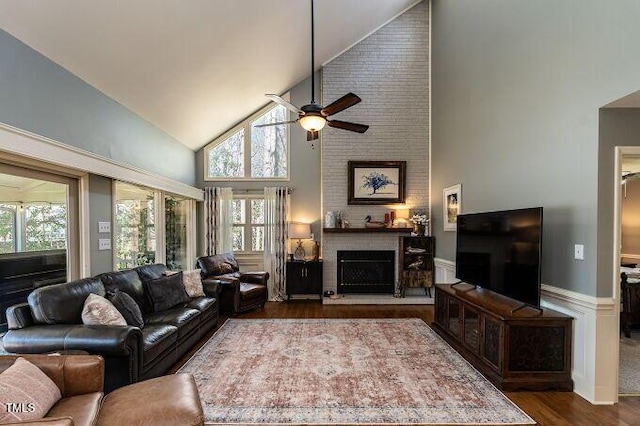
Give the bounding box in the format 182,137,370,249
541,284,617,404
434,257,456,283
0,122,203,200
434,257,617,404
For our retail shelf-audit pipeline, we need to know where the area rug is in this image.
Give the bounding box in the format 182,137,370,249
619,333,640,395
178,318,535,425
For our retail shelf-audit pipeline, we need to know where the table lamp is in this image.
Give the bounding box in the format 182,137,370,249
289,222,311,260
394,208,410,228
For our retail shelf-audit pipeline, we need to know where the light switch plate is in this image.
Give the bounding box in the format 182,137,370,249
574,244,584,260
99,239,111,250
98,222,111,233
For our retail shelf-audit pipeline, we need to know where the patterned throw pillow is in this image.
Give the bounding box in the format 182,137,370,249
0,357,62,423
182,269,205,298
107,289,144,328
81,293,127,326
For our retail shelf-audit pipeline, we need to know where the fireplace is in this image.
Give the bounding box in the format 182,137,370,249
337,250,395,294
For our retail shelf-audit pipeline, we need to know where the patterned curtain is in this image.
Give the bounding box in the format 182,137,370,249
204,187,234,256
264,187,291,301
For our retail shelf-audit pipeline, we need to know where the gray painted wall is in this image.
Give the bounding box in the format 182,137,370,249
0,29,195,186
89,174,113,275
432,0,640,296
195,73,322,257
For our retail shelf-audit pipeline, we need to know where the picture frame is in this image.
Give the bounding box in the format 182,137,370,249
348,161,406,205
443,184,461,231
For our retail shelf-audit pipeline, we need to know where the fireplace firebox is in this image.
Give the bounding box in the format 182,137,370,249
337,250,395,294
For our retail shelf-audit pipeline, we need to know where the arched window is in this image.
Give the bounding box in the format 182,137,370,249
204,99,289,181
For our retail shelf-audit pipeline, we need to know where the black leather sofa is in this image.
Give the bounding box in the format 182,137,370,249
2,264,219,392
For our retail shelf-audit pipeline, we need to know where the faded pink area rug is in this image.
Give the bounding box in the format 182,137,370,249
178,318,534,425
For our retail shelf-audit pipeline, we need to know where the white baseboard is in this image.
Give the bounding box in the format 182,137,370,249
433,258,617,404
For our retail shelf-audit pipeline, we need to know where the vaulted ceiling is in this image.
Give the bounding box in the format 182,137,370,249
0,0,420,150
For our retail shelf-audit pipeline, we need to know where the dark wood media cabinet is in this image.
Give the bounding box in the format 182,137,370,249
433,283,573,391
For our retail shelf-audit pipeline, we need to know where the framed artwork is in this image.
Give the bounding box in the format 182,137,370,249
443,184,461,231
348,161,406,205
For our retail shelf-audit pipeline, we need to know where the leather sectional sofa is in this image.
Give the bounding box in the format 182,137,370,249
2,264,219,392
0,354,204,426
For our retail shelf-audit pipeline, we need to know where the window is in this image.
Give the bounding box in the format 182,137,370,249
205,99,289,180
0,206,16,254
232,197,265,252
114,182,157,270
0,173,69,254
165,195,192,270
114,181,197,271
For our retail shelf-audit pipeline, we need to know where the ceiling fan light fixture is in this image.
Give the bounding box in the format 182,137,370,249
299,114,326,132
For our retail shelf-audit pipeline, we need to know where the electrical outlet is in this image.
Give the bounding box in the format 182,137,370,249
574,244,584,260
99,239,111,250
98,222,111,233
310,232,314,241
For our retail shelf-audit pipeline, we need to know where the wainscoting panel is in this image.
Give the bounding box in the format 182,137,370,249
434,257,456,283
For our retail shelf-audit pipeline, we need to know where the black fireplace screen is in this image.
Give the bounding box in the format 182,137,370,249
337,250,395,294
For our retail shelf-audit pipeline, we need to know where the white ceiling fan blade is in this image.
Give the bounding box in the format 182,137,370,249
253,119,299,128
266,94,302,114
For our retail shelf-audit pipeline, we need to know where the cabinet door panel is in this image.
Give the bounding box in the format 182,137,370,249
462,305,480,353
447,298,461,337
482,314,503,371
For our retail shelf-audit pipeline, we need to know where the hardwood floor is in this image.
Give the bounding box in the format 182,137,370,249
172,301,640,426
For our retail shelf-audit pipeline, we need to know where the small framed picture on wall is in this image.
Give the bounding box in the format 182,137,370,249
443,184,461,231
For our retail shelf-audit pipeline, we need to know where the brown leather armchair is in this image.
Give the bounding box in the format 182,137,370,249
0,355,204,426
197,253,269,316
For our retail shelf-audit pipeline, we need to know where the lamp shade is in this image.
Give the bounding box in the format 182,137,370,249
289,222,311,239
395,209,410,220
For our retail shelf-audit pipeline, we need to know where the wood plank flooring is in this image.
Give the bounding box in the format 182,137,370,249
172,301,640,426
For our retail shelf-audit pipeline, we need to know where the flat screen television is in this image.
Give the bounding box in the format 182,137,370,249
455,207,543,308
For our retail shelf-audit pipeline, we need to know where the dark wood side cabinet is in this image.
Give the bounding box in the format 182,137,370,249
286,260,323,300
433,283,573,391
398,236,434,296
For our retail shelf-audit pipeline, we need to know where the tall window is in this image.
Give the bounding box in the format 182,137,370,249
114,182,157,270
232,197,265,252
165,195,190,270
205,100,289,180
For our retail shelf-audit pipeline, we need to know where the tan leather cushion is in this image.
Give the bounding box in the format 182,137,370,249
0,358,62,423
81,294,126,326
96,374,204,426
46,393,102,426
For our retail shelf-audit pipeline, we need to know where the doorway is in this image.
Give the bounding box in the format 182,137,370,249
0,163,80,331
618,154,640,396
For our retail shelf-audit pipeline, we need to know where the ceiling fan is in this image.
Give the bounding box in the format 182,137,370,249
255,0,369,142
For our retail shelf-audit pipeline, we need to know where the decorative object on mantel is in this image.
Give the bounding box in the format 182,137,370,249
325,211,336,228
348,161,406,205
312,240,320,261
289,222,311,260
364,215,386,228
411,213,430,236
443,183,462,231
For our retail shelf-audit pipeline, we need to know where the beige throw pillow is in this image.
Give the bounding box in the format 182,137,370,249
182,269,205,298
0,357,62,423
81,293,127,326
